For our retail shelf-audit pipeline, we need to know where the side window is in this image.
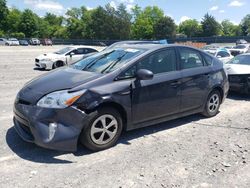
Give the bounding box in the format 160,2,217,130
87,48,97,53
179,48,204,69
118,65,137,79
217,51,230,58
137,49,177,74
75,48,86,54
117,49,177,79
203,54,213,66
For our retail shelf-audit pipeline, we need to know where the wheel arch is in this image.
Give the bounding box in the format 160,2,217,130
209,85,224,103
92,101,128,130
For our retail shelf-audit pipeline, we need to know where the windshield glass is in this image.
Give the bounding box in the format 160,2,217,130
55,47,74,55
206,51,216,56
73,48,145,74
227,55,250,65
234,45,246,49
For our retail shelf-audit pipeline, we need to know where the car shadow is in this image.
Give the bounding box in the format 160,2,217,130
6,127,92,164
227,91,250,101
6,113,205,164
33,67,49,71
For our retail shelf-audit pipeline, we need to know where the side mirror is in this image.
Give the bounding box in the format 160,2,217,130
70,52,75,57
136,69,154,80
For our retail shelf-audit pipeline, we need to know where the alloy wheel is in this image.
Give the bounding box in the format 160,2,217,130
208,94,220,113
90,114,118,145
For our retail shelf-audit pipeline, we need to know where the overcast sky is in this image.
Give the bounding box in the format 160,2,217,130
7,0,250,24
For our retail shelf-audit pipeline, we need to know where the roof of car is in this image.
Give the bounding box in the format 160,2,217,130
68,45,97,49
111,43,202,51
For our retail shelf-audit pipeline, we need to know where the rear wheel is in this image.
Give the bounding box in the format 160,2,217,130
80,107,123,151
202,90,221,117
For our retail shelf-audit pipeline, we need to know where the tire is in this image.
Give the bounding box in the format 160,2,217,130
80,107,123,151
202,90,221,117
53,61,64,69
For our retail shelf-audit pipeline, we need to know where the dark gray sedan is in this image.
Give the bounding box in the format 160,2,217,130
13,44,229,151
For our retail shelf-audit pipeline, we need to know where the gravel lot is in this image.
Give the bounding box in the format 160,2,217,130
0,46,249,188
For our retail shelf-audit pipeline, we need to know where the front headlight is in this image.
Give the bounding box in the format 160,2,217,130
37,89,86,109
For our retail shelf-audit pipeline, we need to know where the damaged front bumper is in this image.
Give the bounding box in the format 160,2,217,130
13,101,89,152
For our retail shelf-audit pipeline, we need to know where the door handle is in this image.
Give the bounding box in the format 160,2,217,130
170,81,181,87
204,73,210,78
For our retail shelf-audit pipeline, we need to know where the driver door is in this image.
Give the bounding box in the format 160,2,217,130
66,48,86,64
130,48,182,125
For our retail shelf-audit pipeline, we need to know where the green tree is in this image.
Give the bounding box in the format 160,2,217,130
18,9,39,37
66,7,91,39
6,8,22,34
132,6,164,39
240,14,250,36
179,19,202,37
221,20,240,36
0,0,9,32
201,13,221,37
153,16,176,39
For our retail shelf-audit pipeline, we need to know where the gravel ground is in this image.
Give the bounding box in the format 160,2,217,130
0,46,249,188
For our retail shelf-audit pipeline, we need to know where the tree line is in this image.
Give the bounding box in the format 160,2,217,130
0,0,250,40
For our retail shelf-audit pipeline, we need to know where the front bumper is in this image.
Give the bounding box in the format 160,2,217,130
13,101,90,152
228,74,250,94
35,60,54,69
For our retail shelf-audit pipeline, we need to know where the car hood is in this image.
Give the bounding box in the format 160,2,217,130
36,53,62,60
18,68,102,104
224,64,250,75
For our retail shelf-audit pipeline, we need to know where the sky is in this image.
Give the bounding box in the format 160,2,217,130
6,0,250,24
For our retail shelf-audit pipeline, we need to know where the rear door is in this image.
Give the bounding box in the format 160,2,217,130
128,48,182,124
177,47,212,112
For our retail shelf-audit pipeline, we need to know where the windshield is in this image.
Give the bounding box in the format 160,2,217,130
207,51,216,56
234,45,246,49
73,48,145,74
227,55,250,65
54,47,74,55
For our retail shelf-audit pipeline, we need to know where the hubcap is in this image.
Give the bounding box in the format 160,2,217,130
90,114,118,145
208,94,219,113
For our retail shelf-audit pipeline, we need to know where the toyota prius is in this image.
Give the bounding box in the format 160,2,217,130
13,44,229,151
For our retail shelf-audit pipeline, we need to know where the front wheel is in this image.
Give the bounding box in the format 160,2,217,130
202,90,221,117
52,61,64,69
80,107,123,151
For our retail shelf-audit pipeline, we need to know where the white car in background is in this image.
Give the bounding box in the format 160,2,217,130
35,46,98,70
229,44,250,56
205,48,233,63
0,38,8,45
7,38,20,46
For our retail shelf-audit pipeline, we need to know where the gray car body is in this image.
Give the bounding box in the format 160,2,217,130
14,44,229,151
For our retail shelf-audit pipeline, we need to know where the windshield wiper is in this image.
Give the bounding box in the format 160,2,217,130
82,52,113,71
101,52,128,74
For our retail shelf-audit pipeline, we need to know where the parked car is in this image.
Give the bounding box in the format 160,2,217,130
19,40,29,46
229,44,250,56
14,45,229,152
7,38,20,46
30,38,40,45
35,46,98,70
224,54,250,94
41,38,53,46
236,39,248,45
202,45,220,54
205,48,234,63
0,38,8,45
